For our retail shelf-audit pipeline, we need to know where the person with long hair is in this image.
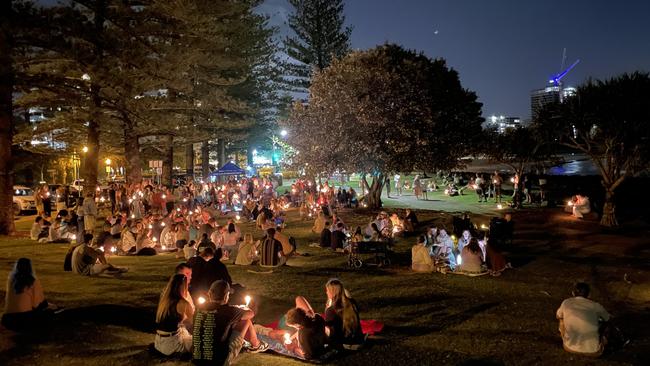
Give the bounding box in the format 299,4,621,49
295,279,363,348
458,238,484,273
2,258,56,332
154,274,194,356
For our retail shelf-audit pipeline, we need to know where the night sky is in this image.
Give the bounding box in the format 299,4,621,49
260,0,650,120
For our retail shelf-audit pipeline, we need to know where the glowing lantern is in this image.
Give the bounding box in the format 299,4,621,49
284,333,292,345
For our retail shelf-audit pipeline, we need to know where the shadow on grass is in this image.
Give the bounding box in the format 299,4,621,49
60,304,156,333
385,302,499,337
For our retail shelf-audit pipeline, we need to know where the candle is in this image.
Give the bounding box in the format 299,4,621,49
71,234,77,241
182,198,187,202
131,214,135,218
480,224,487,230
510,177,515,183
244,295,251,307
162,194,166,199
162,245,167,250
567,200,573,206
148,224,153,229
235,215,241,221
283,332,292,345
110,246,116,253
198,296,206,305
153,237,157,242
161,222,165,227
497,204,503,209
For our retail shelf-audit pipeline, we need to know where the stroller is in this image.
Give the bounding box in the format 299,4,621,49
347,241,391,269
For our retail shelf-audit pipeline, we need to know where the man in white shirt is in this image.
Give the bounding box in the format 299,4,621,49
556,283,609,356
394,174,402,196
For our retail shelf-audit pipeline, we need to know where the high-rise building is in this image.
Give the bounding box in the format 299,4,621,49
487,115,522,133
530,86,577,118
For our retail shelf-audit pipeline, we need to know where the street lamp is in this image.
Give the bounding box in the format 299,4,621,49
105,158,112,181
82,146,88,153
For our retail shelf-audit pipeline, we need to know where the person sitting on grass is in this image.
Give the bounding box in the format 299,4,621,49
188,247,232,299
319,222,331,248
2,258,58,332
48,217,71,243
403,209,418,233
30,216,49,242
71,234,128,276
192,280,269,365
311,210,327,234
295,279,363,349
457,238,484,273
283,307,328,360
556,282,626,357
274,226,295,257
235,234,258,265
330,222,347,252
154,274,194,356
456,230,472,255
411,235,434,272
369,222,383,242
183,240,197,260
260,228,285,267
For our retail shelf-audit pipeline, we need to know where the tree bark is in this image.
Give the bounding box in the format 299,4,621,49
124,122,142,184
217,138,226,168
363,173,384,209
247,145,254,168
0,0,15,235
201,140,210,181
185,143,194,180
600,188,618,227
161,135,173,188
84,117,100,191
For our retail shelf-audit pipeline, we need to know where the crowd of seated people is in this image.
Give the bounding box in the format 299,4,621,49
411,214,512,276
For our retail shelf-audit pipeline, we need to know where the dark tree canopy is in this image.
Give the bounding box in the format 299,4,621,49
283,0,352,91
285,44,483,208
535,72,650,226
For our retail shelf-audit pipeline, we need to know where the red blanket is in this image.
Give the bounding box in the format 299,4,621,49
264,319,384,336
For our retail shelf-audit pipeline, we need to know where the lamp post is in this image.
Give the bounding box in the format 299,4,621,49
105,158,111,181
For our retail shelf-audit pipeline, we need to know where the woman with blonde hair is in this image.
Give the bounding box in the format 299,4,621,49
295,278,363,348
154,274,194,356
235,233,258,265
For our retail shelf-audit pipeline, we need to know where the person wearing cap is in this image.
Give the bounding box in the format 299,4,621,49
192,280,269,365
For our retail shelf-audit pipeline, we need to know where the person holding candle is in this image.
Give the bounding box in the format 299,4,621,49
283,307,327,360
154,274,194,356
295,279,363,349
192,281,269,365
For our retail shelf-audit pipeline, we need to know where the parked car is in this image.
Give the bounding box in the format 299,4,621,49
13,186,37,215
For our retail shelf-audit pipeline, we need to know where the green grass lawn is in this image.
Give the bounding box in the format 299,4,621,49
1,206,648,365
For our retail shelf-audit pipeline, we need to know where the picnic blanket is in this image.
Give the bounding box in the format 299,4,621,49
256,333,338,363
263,319,384,336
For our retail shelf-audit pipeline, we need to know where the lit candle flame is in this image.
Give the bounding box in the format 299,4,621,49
162,194,166,199
131,214,135,218
198,296,206,305
162,245,166,250
284,332,292,345
497,204,503,209
110,246,116,253
567,200,573,206
235,215,240,221
244,295,251,307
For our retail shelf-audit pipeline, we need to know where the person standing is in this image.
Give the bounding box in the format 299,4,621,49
394,174,402,197
492,171,503,203
82,191,97,234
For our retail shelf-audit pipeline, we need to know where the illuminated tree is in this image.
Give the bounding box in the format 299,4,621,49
285,44,483,208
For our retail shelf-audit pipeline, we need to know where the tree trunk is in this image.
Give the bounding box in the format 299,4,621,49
185,143,194,180
0,0,15,235
217,138,226,168
201,140,210,181
600,188,618,227
124,123,142,184
84,118,100,191
363,173,384,209
247,145,254,168
161,135,173,188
